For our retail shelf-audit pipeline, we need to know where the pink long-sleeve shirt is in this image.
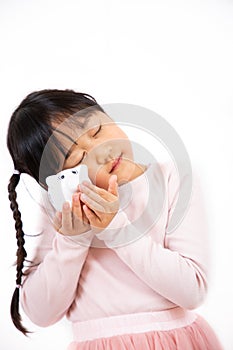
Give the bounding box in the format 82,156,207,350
18,161,210,328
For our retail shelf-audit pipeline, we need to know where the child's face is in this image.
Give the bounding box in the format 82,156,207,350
56,112,136,189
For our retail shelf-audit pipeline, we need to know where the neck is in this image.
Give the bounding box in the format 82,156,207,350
130,163,148,181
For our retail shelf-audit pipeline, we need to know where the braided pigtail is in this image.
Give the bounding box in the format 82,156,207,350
8,173,30,336
6,89,102,334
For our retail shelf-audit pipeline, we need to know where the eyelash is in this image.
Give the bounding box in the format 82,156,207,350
76,124,102,165
93,124,102,136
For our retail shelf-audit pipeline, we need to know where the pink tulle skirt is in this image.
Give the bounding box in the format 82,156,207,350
67,308,223,350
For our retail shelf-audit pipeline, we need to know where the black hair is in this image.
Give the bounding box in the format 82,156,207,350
7,89,104,335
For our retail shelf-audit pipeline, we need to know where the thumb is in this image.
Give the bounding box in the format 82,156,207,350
108,175,118,196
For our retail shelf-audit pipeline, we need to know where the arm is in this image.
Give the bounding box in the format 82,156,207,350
96,162,211,309
17,179,94,327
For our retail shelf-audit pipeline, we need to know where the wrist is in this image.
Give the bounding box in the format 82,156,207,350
57,229,95,247
95,212,131,248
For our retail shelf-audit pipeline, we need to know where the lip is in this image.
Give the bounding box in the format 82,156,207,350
110,154,122,172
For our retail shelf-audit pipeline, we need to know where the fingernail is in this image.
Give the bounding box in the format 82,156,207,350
112,175,117,181
79,183,85,190
73,195,79,203
63,202,70,209
80,193,86,200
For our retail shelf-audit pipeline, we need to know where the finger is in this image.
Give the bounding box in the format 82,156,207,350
61,201,73,231
80,193,103,214
72,193,83,220
83,205,100,228
82,206,90,225
53,211,62,231
80,183,106,203
81,181,106,197
72,209,89,229
108,175,118,196
72,193,85,227
72,193,90,225
80,182,116,202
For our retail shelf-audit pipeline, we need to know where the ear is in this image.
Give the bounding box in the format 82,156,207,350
46,174,55,187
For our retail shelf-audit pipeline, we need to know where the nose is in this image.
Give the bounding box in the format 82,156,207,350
77,133,113,165
93,142,113,164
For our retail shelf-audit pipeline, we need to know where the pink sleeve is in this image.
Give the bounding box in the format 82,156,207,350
96,163,211,310
20,205,94,327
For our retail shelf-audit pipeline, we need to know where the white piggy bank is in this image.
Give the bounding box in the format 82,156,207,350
46,164,90,211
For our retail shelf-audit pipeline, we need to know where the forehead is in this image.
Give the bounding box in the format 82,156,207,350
52,111,113,152
56,110,112,134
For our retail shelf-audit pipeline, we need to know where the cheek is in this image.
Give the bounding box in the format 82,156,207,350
121,138,134,158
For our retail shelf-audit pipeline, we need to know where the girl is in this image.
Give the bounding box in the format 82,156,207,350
7,89,223,350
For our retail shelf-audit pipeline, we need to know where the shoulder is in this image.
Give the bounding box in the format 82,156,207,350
149,160,193,189
146,160,180,188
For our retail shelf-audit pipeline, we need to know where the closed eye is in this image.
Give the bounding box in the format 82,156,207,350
67,125,101,167
93,124,102,136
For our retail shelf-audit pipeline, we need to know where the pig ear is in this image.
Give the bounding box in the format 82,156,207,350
46,174,54,187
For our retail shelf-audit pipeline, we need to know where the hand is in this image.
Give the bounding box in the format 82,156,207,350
79,175,119,230
53,192,91,236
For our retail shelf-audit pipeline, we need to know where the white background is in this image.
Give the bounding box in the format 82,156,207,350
0,0,233,349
